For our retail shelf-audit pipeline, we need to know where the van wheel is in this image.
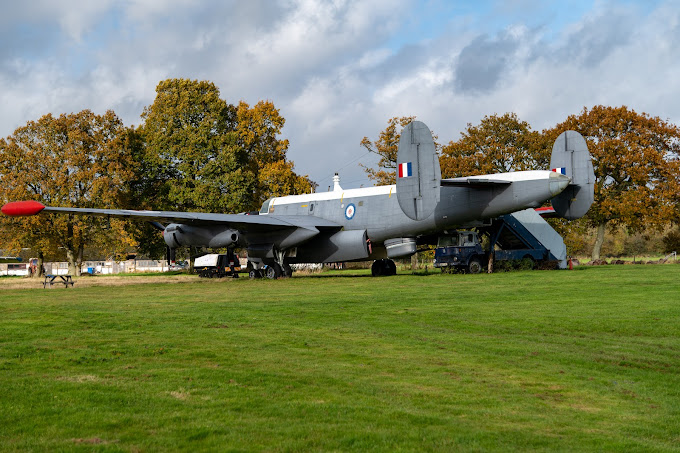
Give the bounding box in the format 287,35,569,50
520,256,536,270
468,259,482,274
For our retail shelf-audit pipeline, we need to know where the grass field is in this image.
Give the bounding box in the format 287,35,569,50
0,266,679,452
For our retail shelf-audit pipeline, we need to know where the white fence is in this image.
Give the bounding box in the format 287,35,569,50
0,259,173,276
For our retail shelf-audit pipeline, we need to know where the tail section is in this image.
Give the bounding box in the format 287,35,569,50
396,121,441,221
549,131,595,220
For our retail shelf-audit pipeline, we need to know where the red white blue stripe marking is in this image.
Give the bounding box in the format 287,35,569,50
551,167,566,175
398,162,412,178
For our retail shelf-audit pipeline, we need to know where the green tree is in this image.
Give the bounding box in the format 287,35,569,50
140,79,253,214
440,113,550,178
549,105,680,260
140,80,312,215
0,110,136,275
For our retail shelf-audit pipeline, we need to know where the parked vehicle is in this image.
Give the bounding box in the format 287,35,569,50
194,252,241,278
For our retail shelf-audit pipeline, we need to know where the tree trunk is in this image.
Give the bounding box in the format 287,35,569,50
66,248,78,276
591,222,607,261
76,244,84,277
35,251,45,278
411,253,418,270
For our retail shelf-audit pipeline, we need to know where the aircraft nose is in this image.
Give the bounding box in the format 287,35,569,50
549,172,571,196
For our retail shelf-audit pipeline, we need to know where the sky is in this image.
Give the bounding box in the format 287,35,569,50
0,0,677,191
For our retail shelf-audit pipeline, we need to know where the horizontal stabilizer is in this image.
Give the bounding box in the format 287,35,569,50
441,177,512,187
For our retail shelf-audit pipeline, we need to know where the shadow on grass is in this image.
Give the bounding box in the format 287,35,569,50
292,270,441,279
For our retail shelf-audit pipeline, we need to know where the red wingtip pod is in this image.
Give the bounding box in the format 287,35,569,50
1,200,46,216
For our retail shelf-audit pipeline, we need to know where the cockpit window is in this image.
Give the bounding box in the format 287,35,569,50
259,198,273,214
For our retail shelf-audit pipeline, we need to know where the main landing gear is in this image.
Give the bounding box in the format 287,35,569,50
248,261,293,279
371,259,397,277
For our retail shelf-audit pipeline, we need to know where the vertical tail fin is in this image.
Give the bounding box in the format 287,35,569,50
550,131,595,220
396,121,441,220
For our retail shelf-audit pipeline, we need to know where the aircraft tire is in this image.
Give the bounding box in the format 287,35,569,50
249,269,261,279
265,263,282,279
386,259,397,276
468,259,483,274
372,259,396,277
371,260,383,277
282,263,293,278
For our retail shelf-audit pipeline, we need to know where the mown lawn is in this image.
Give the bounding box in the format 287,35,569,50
0,265,679,451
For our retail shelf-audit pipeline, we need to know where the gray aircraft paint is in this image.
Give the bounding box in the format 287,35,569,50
396,121,441,221
549,130,595,220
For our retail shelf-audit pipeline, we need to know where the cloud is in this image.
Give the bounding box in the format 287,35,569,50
1,0,680,188
454,30,521,93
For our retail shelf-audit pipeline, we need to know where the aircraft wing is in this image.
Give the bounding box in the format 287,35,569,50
441,177,513,188
0,200,341,233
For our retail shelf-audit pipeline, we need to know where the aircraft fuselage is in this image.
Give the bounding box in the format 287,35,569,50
256,170,568,261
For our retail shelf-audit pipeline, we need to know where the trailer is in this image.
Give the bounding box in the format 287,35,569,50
194,252,241,278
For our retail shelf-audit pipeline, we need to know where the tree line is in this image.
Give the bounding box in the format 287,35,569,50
2,79,678,270
0,79,314,275
361,108,680,260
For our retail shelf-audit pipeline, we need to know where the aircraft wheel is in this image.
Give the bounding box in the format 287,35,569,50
371,260,383,277
282,263,293,278
468,259,483,274
385,259,397,276
249,269,261,279
265,263,282,279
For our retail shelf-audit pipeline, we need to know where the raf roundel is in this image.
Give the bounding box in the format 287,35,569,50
344,203,356,220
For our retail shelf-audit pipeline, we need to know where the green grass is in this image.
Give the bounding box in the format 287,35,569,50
1,266,679,451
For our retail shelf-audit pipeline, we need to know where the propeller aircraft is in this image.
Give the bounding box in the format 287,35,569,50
2,121,594,278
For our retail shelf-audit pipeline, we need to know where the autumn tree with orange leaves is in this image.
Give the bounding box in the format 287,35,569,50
236,100,315,207
439,112,550,178
0,110,137,275
549,105,680,260
361,116,425,185
365,108,680,260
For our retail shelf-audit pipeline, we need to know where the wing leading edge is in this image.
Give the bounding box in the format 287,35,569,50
0,201,341,233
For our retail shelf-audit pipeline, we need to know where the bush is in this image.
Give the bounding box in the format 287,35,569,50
662,228,680,254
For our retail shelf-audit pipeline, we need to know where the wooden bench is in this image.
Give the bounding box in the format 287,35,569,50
43,275,74,288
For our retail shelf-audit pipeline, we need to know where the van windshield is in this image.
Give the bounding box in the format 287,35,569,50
437,236,458,247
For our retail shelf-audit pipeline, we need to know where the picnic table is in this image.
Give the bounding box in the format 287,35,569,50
43,274,74,288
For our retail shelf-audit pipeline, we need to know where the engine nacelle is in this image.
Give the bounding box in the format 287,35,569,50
295,229,369,263
384,237,417,258
164,224,239,249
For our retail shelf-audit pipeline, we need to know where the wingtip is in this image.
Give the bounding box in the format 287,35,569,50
1,200,46,216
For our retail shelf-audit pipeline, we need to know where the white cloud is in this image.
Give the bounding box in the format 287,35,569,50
2,0,680,188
